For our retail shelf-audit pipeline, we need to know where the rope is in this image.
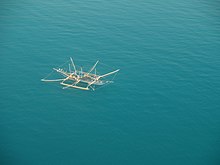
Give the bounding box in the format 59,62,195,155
42,60,69,80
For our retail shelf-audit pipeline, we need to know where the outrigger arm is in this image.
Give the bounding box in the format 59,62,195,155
99,69,120,78
86,80,96,89
62,79,81,89
41,78,65,82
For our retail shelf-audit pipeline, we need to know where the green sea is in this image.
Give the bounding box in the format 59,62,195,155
0,0,220,164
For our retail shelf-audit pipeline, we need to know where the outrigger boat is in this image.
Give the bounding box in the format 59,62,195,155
41,58,120,91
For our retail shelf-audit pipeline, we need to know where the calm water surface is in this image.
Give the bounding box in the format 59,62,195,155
0,0,220,164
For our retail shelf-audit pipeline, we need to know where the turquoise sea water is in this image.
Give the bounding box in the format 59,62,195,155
0,0,220,164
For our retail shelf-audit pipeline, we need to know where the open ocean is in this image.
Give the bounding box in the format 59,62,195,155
0,0,220,164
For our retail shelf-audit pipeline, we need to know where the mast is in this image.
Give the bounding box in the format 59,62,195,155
80,67,83,78
86,60,99,75
69,64,71,73
70,57,77,74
